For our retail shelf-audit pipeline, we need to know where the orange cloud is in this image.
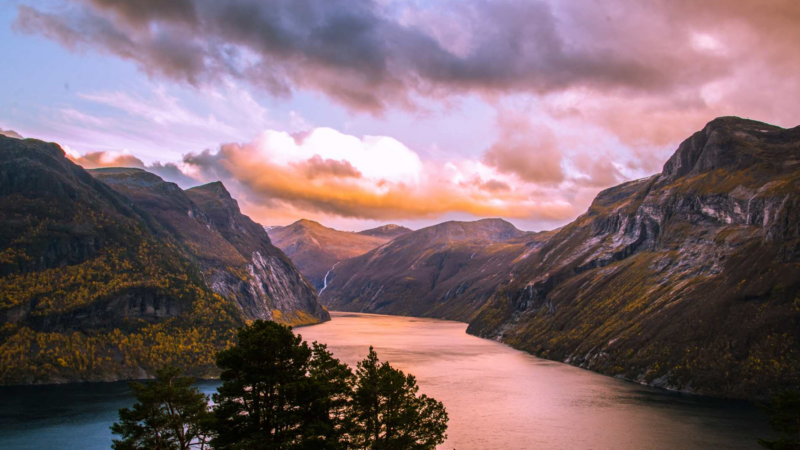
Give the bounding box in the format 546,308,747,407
176,128,577,223
483,112,564,185
291,155,362,180
65,148,145,169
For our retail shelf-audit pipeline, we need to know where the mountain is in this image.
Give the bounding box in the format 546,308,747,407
0,136,327,384
321,218,554,320
323,117,800,400
89,170,326,325
358,224,412,239
267,219,405,291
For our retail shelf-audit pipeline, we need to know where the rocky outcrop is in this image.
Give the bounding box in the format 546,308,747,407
186,183,328,324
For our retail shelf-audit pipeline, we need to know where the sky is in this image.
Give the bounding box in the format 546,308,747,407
1,0,799,231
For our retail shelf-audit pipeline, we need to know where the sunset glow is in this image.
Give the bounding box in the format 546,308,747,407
2,0,799,230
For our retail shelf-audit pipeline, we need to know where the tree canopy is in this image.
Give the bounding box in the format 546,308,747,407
112,320,448,450
111,366,212,450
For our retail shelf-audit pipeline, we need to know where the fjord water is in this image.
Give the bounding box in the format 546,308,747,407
0,313,771,449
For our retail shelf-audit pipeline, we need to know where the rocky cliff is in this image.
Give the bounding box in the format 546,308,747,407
0,136,327,384
90,170,327,325
467,117,800,399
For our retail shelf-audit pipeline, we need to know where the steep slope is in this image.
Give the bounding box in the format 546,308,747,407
90,170,328,326
267,219,397,291
0,136,326,385
321,219,554,321
466,117,800,399
358,224,412,239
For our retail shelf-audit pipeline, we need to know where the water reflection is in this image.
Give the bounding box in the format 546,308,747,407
299,312,772,450
0,312,773,450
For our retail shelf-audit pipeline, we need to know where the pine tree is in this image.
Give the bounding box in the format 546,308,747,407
211,320,315,449
111,366,212,450
350,347,448,450
298,342,357,449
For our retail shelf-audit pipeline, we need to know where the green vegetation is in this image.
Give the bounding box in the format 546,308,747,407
112,367,213,450
112,321,448,450
350,347,448,450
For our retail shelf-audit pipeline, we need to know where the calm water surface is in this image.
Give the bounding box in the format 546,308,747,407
0,312,772,449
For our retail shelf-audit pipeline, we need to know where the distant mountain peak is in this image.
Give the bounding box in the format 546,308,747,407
294,218,326,229
268,219,402,290
189,180,232,198
88,167,168,188
661,116,790,182
358,224,412,239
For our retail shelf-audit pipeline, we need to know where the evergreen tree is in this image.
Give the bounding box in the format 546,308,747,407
119,322,450,450
759,390,800,450
298,342,357,449
111,366,212,450
212,321,364,449
350,347,448,450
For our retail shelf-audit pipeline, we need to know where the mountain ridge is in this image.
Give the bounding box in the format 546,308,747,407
358,224,413,239
320,218,550,320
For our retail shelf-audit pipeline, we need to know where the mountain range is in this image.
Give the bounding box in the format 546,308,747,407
319,117,799,400
322,218,554,320
0,135,327,384
1,116,797,399
267,219,411,291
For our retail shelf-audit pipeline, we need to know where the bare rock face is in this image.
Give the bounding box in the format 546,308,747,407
358,224,412,239
90,172,329,326
185,182,328,324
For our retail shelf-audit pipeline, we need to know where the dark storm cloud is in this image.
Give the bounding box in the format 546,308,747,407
78,0,198,27
12,0,739,114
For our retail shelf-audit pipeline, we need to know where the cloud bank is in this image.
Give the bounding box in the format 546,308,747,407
15,0,800,135
65,125,606,228
14,0,800,229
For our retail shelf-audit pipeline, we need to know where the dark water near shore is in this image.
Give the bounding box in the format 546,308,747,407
0,312,773,449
